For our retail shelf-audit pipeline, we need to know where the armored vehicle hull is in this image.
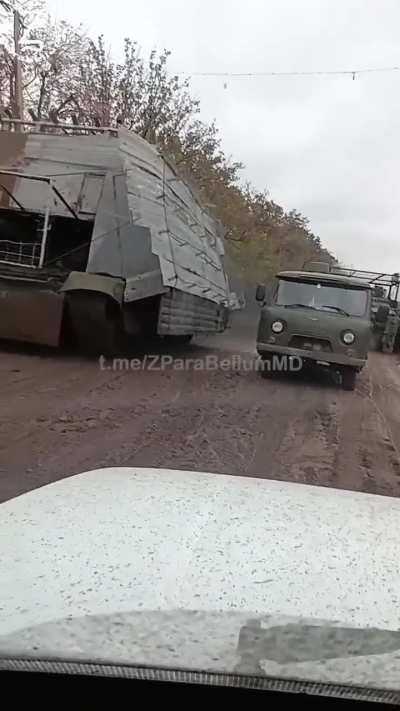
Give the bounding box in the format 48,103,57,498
0,120,236,352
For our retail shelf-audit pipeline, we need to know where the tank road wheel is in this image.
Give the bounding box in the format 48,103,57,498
341,366,357,391
64,292,124,357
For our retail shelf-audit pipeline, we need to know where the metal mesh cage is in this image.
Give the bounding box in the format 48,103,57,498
0,239,41,267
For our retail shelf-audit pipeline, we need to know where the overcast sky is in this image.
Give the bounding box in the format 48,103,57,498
47,0,400,271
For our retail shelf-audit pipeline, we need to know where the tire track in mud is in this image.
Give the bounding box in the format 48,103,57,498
3,334,400,502
103,367,248,474
250,378,340,487
332,357,400,497
245,355,400,496
0,345,246,500
248,355,400,497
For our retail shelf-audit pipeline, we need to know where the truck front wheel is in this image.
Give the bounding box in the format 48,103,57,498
260,353,276,378
341,366,357,391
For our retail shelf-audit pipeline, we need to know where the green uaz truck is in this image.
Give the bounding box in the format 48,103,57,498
256,264,373,391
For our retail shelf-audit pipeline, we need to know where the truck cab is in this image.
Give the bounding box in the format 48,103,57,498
256,268,373,390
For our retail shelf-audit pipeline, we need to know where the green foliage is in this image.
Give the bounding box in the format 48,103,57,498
163,126,333,280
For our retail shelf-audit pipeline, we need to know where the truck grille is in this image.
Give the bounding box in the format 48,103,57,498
289,335,332,352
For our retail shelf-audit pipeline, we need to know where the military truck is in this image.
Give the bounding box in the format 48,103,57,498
0,119,238,353
255,263,373,390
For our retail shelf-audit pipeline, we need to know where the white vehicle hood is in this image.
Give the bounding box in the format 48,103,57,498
1,467,400,698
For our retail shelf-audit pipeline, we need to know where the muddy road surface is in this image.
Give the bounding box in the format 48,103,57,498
1,310,400,502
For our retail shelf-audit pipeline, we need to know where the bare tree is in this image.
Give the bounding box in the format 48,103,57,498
26,16,88,120
0,0,46,114
0,1,89,122
74,37,199,138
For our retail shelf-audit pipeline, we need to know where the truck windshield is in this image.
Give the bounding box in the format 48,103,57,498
276,279,368,317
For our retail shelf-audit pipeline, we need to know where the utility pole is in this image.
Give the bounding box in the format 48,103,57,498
13,7,24,125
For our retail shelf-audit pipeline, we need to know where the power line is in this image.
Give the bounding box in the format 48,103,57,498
185,65,400,79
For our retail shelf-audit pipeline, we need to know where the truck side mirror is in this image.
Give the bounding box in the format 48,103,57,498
255,284,266,302
375,304,390,323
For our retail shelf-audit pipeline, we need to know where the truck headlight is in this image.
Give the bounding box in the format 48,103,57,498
342,331,355,345
271,320,284,334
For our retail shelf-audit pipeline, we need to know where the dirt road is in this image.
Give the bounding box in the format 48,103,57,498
1,311,400,502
